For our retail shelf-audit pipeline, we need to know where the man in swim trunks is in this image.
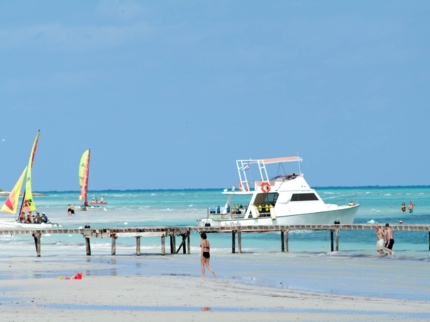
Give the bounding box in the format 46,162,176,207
384,223,395,255
408,201,414,213
374,224,385,255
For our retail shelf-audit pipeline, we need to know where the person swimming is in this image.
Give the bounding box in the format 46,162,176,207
401,202,406,213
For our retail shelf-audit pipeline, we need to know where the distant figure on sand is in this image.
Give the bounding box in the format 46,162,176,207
384,223,395,255
408,201,414,213
374,224,385,255
200,233,216,278
400,202,406,213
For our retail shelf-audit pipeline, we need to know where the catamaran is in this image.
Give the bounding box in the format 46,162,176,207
197,156,359,229
0,131,59,228
78,149,107,210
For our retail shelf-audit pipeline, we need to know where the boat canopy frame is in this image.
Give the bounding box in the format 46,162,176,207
236,156,303,191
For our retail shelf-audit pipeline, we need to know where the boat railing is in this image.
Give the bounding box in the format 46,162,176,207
324,194,359,208
206,206,246,219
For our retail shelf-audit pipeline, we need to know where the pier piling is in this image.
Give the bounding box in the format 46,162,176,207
172,235,176,254
33,232,41,257
111,236,117,255
136,236,141,256
161,234,165,255
232,230,236,253
330,230,334,252
238,229,242,254
187,233,191,254
335,229,339,251
281,230,285,252
176,236,185,254
85,237,91,256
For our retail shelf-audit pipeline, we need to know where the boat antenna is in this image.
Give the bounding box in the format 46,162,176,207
297,152,302,175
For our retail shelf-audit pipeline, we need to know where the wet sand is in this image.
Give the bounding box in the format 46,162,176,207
0,256,429,321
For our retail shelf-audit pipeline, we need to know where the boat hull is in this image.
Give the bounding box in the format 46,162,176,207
78,205,107,211
197,205,359,230
0,220,61,229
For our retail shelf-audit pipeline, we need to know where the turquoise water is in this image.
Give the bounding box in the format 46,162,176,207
1,186,430,301
1,186,429,257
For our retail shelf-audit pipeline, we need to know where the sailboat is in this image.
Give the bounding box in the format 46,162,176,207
78,149,107,211
0,131,59,228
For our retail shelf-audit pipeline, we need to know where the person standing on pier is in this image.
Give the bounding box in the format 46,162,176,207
200,233,216,278
384,223,395,255
374,224,386,255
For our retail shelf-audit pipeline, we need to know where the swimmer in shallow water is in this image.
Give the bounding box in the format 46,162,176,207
408,201,414,213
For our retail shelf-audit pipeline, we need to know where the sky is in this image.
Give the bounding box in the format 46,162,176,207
0,1,429,191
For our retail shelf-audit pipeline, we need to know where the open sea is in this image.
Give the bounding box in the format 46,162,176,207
1,186,430,301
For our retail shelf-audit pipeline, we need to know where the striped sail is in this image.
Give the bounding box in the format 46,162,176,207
79,149,90,205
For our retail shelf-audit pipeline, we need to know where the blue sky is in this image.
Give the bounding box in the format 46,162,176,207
0,1,429,191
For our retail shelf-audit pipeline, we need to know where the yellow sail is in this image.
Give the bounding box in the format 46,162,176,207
79,149,90,204
23,163,36,211
22,131,40,212
1,167,27,214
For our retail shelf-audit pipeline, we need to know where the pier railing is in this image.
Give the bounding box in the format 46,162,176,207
1,224,429,257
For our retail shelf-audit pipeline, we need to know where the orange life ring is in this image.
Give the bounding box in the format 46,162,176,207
239,182,249,191
260,181,270,193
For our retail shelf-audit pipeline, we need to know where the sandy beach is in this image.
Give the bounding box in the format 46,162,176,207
2,275,430,322
1,255,429,322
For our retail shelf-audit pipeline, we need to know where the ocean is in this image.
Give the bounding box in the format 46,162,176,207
1,186,429,301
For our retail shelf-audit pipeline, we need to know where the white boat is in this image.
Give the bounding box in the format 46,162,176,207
197,156,359,229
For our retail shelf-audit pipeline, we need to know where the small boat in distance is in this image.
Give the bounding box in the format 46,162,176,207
79,149,107,210
197,156,359,229
0,131,59,228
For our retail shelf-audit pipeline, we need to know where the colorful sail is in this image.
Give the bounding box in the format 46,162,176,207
1,167,27,214
21,130,40,213
79,149,90,205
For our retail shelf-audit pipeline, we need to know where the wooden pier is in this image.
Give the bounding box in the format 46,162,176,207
1,224,429,257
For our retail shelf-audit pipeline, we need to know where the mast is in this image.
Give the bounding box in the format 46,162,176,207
85,149,90,206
